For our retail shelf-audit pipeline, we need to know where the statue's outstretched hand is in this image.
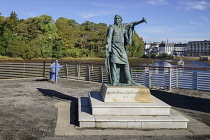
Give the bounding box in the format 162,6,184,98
142,17,147,23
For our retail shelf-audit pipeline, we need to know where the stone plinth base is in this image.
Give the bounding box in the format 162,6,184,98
100,84,152,102
79,92,189,128
89,92,170,116
78,84,189,129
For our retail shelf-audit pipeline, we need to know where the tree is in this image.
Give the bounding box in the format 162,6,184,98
90,23,107,57
10,11,18,20
128,31,144,57
55,17,80,57
77,22,107,57
80,21,95,31
150,53,157,58
160,53,169,58
52,39,65,58
0,12,146,59
0,14,6,55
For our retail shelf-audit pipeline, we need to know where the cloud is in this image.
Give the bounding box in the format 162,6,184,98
189,21,203,25
77,10,116,19
26,12,36,18
139,26,172,34
148,0,167,5
136,25,210,43
170,37,209,42
91,2,123,8
77,13,95,19
188,16,209,26
179,0,210,10
200,16,208,21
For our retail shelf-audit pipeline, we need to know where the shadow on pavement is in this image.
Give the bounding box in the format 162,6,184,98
37,88,79,126
151,90,210,114
37,88,78,102
35,79,49,81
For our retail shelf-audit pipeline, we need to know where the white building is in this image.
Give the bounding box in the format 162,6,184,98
144,40,210,56
174,43,187,56
159,41,174,55
144,42,160,55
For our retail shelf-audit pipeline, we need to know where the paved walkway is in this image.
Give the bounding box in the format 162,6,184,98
52,101,210,136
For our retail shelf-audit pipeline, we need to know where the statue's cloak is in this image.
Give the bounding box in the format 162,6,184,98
105,23,134,84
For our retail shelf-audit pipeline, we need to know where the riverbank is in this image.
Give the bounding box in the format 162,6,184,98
173,56,210,63
173,56,200,61
0,78,210,140
0,57,156,66
0,55,209,62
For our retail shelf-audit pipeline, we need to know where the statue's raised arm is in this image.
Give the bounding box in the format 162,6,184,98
132,17,147,26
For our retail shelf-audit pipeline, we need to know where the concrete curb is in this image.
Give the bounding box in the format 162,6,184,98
54,101,210,136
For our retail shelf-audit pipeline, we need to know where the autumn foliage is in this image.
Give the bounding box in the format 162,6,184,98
0,12,144,59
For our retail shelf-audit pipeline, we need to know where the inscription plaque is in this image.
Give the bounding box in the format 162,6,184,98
100,84,152,102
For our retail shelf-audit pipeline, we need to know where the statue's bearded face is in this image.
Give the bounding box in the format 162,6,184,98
114,16,122,25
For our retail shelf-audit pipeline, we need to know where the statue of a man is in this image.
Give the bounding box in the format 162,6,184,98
105,15,147,86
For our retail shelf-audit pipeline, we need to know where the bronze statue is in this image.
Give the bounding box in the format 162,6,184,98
105,15,147,86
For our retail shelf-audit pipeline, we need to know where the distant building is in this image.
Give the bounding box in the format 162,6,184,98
174,43,187,56
159,41,174,55
144,40,210,56
144,42,160,55
144,42,151,55
187,40,210,56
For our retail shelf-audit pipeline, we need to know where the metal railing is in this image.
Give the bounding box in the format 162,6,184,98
131,66,210,91
60,63,210,91
58,63,108,83
0,61,210,91
0,62,50,79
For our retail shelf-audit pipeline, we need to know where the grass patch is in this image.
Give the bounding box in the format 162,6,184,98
0,56,157,66
173,57,200,61
0,56,23,61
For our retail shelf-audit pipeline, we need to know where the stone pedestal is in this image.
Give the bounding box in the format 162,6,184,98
78,84,189,129
100,84,152,102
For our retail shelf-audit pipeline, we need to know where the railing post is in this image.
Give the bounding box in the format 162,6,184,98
168,68,172,91
197,70,198,90
75,64,78,80
130,67,133,80
65,63,68,79
86,65,90,81
78,63,80,80
176,68,178,88
23,62,26,78
193,71,198,90
148,67,151,88
99,65,103,83
43,61,46,77
10,63,11,79
36,62,38,77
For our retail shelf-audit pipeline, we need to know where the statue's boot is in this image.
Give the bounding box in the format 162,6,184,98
127,80,140,86
112,83,117,86
112,80,117,86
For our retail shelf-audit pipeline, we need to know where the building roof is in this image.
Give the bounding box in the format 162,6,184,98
188,40,210,43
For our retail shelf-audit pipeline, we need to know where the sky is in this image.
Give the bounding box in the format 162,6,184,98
0,0,210,43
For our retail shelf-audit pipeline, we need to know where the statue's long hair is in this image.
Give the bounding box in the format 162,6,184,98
114,15,122,24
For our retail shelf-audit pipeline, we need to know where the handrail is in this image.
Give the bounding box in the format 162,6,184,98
0,61,210,91
132,65,210,70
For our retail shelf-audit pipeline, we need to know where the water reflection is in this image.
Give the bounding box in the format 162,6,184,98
136,59,210,91
151,60,173,67
150,59,210,68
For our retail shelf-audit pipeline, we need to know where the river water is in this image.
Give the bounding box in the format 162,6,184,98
150,59,210,68
138,59,210,91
